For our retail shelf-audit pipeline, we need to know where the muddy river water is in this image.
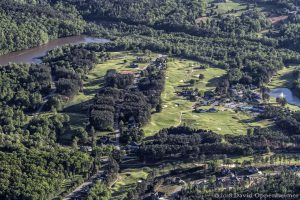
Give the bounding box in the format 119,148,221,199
0,35,110,66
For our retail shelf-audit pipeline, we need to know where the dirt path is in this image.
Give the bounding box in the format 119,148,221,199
177,109,193,127
178,111,184,126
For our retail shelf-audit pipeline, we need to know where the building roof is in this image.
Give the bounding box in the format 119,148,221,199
120,70,135,75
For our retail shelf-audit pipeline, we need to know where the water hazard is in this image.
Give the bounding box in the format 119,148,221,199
269,87,300,106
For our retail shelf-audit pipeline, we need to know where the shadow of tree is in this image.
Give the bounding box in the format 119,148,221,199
82,88,99,95
63,99,93,113
206,75,225,88
84,78,104,87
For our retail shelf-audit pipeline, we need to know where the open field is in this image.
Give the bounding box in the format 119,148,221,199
214,0,247,15
207,0,282,17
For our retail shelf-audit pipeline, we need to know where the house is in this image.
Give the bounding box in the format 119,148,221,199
172,177,186,185
229,173,236,179
180,90,193,97
179,179,186,185
194,109,206,113
221,168,231,176
128,116,137,128
99,136,109,144
243,176,251,181
248,167,259,174
197,179,207,185
129,63,139,68
152,192,165,200
251,107,265,113
216,178,225,185
288,11,298,16
80,146,92,152
287,166,300,171
127,141,140,150
199,99,209,106
59,95,70,101
155,57,167,64
120,70,135,75
230,174,239,182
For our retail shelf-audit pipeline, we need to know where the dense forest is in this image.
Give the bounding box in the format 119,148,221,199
49,0,207,26
0,0,89,55
1,0,300,199
44,46,109,97
139,125,300,162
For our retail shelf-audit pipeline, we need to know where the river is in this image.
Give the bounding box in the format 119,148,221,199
0,35,110,66
269,88,300,106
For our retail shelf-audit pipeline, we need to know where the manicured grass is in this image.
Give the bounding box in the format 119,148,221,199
268,97,300,112
181,108,272,135
144,58,270,136
268,65,299,89
64,52,273,137
144,59,226,135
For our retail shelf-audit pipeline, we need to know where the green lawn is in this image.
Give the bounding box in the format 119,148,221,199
268,65,299,89
144,59,226,135
181,108,272,135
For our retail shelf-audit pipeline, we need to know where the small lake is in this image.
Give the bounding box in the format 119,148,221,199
269,88,300,106
0,35,110,66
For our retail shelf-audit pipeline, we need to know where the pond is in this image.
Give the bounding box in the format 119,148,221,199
269,88,300,106
0,35,110,66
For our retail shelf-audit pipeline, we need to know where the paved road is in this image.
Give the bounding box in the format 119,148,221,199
63,170,104,200
114,106,121,150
